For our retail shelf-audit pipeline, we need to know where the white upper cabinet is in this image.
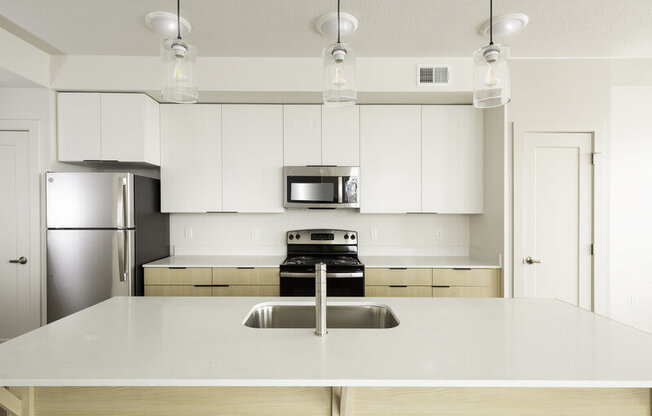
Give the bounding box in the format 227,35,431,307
222,105,284,213
100,94,160,164
160,105,222,213
57,92,160,165
360,105,422,213
283,105,321,166
57,93,101,162
422,105,483,213
322,105,359,166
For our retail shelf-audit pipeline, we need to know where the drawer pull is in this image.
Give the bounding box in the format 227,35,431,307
237,267,255,270
389,267,408,270
453,268,471,271
433,285,451,288
195,284,229,288
169,267,187,270
389,285,408,288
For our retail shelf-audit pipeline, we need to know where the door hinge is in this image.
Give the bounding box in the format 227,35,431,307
592,152,601,165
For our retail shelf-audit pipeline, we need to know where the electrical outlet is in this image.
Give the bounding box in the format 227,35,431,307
370,228,378,240
631,294,639,309
251,229,260,240
184,227,193,239
436,229,444,240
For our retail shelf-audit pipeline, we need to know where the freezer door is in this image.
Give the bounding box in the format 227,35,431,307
46,172,134,228
47,229,134,322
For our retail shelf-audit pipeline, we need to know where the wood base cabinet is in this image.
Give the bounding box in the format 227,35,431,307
365,268,502,298
144,267,280,297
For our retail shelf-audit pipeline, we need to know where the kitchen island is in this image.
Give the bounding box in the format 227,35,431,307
0,297,651,415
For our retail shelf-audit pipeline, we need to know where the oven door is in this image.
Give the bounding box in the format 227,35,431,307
280,272,364,297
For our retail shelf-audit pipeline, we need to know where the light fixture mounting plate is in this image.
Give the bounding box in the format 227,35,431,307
478,13,528,38
146,11,192,37
315,12,359,38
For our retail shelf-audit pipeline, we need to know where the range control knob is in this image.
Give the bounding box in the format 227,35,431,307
289,234,294,240
350,234,356,240
344,234,349,239
295,234,301,240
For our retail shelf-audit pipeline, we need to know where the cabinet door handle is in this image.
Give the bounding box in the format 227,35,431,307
433,285,451,288
237,267,254,270
389,285,408,288
389,267,407,270
9,257,28,265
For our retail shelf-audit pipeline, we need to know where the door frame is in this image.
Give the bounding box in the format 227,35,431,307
513,122,606,314
0,120,42,335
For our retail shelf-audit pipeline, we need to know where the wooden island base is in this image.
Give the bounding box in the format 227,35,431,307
1,386,650,416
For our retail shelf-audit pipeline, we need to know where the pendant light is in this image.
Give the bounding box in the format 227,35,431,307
473,0,510,108
161,0,198,103
322,0,356,107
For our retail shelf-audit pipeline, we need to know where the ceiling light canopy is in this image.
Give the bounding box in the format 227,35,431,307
472,0,510,108
146,11,192,38
160,0,198,104
478,13,528,38
322,0,357,107
315,12,358,38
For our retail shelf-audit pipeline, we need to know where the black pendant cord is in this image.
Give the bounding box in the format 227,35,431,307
177,0,181,40
337,0,341,44
489,0,493,45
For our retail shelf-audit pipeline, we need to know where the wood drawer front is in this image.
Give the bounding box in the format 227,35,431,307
144,268,212,285
432,269,500,287
432,286,500,298
212,267,280,285
365,285,432,297
144,285,212,297
365,268,432,286
212,285,280,297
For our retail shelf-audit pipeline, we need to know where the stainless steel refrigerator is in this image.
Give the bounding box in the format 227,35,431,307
46,172,169,322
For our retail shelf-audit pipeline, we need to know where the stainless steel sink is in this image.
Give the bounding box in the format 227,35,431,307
243,302,399,329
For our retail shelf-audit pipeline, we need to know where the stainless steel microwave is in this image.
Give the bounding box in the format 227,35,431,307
284,166,360,209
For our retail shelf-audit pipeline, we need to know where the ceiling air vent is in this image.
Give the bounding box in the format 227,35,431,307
417,65,450,87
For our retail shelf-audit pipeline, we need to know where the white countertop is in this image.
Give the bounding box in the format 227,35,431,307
0,297,650,388
143,255,500,269
143,255,286,268
360,256,500,268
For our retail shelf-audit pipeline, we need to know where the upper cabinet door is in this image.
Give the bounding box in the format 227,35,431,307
57,93,101,162
422,105,483,213
222,105,284,213
101,94,160,165
160,104,222,213
360,105,422,213
322,105,359,166
283,105,321,166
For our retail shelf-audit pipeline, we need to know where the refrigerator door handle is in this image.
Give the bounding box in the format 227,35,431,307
118,231,127,282
119,176,128,228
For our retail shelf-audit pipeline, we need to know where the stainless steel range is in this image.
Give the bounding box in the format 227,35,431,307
280,229,364,296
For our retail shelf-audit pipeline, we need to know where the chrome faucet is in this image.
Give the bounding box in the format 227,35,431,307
315,262,327,336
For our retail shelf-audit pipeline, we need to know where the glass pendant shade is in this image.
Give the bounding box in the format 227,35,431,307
161,38,198,103
473,43,510,108
323,42,356,107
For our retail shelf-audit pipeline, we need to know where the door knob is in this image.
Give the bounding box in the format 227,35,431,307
525,256,541,264
9,257,28,265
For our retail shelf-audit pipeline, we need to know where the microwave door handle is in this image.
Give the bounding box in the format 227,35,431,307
338,177,343,203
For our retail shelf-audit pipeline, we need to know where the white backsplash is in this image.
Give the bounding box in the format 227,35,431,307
170,210,471,256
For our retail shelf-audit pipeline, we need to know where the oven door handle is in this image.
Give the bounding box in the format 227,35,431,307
280,272,363,278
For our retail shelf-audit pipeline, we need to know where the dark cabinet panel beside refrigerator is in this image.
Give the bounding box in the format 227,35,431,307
46,172,169,323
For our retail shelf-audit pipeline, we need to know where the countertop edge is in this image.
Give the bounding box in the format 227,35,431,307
0,379,649,388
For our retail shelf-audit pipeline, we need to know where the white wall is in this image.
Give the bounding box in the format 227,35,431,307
170,211,470,257
470,106,507,293
609,86,652,333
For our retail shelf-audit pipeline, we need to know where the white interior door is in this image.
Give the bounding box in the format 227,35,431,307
515,131,594,310
0,131,32,341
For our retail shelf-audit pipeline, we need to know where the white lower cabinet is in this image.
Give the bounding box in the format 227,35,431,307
160,104,222,213
222,105,284,213
422,105,483,213
360,105,422,213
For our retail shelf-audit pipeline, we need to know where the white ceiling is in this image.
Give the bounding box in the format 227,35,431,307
1,0,651,58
